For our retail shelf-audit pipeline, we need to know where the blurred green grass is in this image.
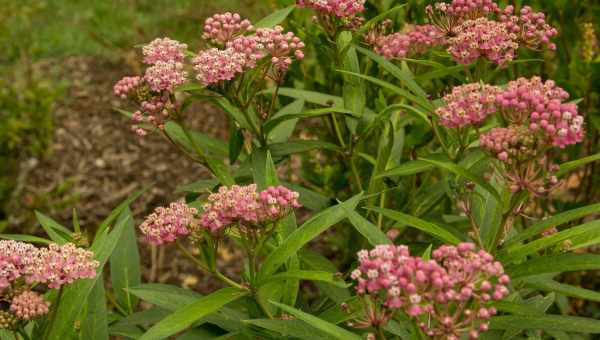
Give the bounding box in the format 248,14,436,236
0,0,270,64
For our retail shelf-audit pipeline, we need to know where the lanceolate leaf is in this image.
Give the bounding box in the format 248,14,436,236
507,253,600,279
110,207,141,313
367,207,461,244
127,283,202,311
420,157,501,201
264,107,358,134
269,140,341,157
556,152,600,176
266,88,344,107
254,5,295,28
490,315,600,333
138,287,248,340
258,194,363,278
345,209,392,246
522,276,600,302
80,274,109,340
269,302,362,340
34,211,72,244
257,270,348,288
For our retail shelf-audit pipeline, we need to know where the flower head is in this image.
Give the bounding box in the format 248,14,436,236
297,0,366,18
113,76,141,99
139,201,198,245
144,61,187,92
193,48,247,86
499,6,558,51
203,12,254,45
29,243,99,289
142,37,188,65
435,82,500,128
10,291,50,321
373,25,443,59
0,241,38,290
448,17,518,66
200,184,300,233
352,243,509,338
426,0,500,35
255,26,306,72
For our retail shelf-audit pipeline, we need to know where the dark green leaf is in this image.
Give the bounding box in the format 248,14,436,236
507,254,600,279
255,5,295,28
110,207,141,313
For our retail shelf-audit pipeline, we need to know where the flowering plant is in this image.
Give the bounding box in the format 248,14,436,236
5,1,600,340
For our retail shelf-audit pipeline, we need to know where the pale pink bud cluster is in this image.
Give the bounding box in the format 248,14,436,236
373,25,443,59
29,243,99,289
10,291,50,321
130,95,175,136
200,184,300,233
139,201,198,245
0,241,38,290
297,0,366,18
448,17,518,66
479,126,538,164
499,6,558,51
144,61,187,92
227,36,266,68
203,12,254,45
255,26,306,71
142,37,188,65
113,76,141,99
497,77,584,148
435,82,500,128
352,243,509,339
426,0,500,35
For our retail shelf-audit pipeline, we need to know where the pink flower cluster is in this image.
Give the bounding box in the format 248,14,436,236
200,184,300,233
139,201,198,245
194,15,305,86
448,17,518,66
297,0,366,18
113,76,141,99
435,82,500,128
142,37,188,65
373,25,443,59
426,0,500,35
29,243,99,289
0,241,38,290
144,61,187,92
499,6,558,51
352,243,509,339
203,12,254,45
497,77,584,148
0,240,98,291
10,291,50,321
479,126,538,164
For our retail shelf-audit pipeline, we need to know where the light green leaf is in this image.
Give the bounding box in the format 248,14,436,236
80,274,109,340
264,107,358,134
490,315,600,333
270,140,341,157
127,283,202,311
267,88,344,107
0,234,51,244
522,276,600,302
367,207,461,244
255,5,295,28
138,287,248,340
346,210,392,246
507,254,600,279
259,194,363,278
258,270,347,288
110,207,141,313
35,211,71,244
557,152,600,176
269,302,362,340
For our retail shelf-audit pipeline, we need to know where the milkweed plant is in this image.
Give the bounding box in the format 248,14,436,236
4,0,600,339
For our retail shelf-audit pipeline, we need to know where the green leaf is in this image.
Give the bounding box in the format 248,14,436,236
110,207,141,313
138,287,248,340
109,307,170,338
299,250,350,303
367,207,461,244
522,277,600,302
346,210,392,246
284,182,331,212
46,210,132,339
176,179,219,194
507,253,600,279
557,152,600,176
420,157,501,201
270,140,341,157
0,234,51,244
229,127,245,164
338,31,366,133
213,96,251,130
255,5,295,28
354,4,406,38
252,148,279,190
259,194,363,278
500,219,600,262
269,302,362,340
34,211,71,244
95,188,145,242
376,159,436,178
164,121,228,158
244,319,331,340
336,70,433,114
504,203,600,246
355,46,429,101
127,283,202,311
80,274,109,340
267,88,344,107
258,270,347,288
264,107,358,134
269,100,304,143
490,315,600,333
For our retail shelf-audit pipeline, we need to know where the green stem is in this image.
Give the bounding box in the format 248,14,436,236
330,113,347,148
376,325,388,340
350,154,364,192
16,329,30,340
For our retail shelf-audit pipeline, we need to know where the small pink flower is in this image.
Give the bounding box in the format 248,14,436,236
29,243,99,289
144,61,187,92
0,240,39,290
373,25,443,59
193,48,247,86
10,291,50,321
139,201,198,245
255,26,306,72
500,6,558,51
113,76,141,99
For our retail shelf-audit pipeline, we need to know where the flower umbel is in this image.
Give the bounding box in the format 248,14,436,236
10,291,50,321
139,201,198,245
